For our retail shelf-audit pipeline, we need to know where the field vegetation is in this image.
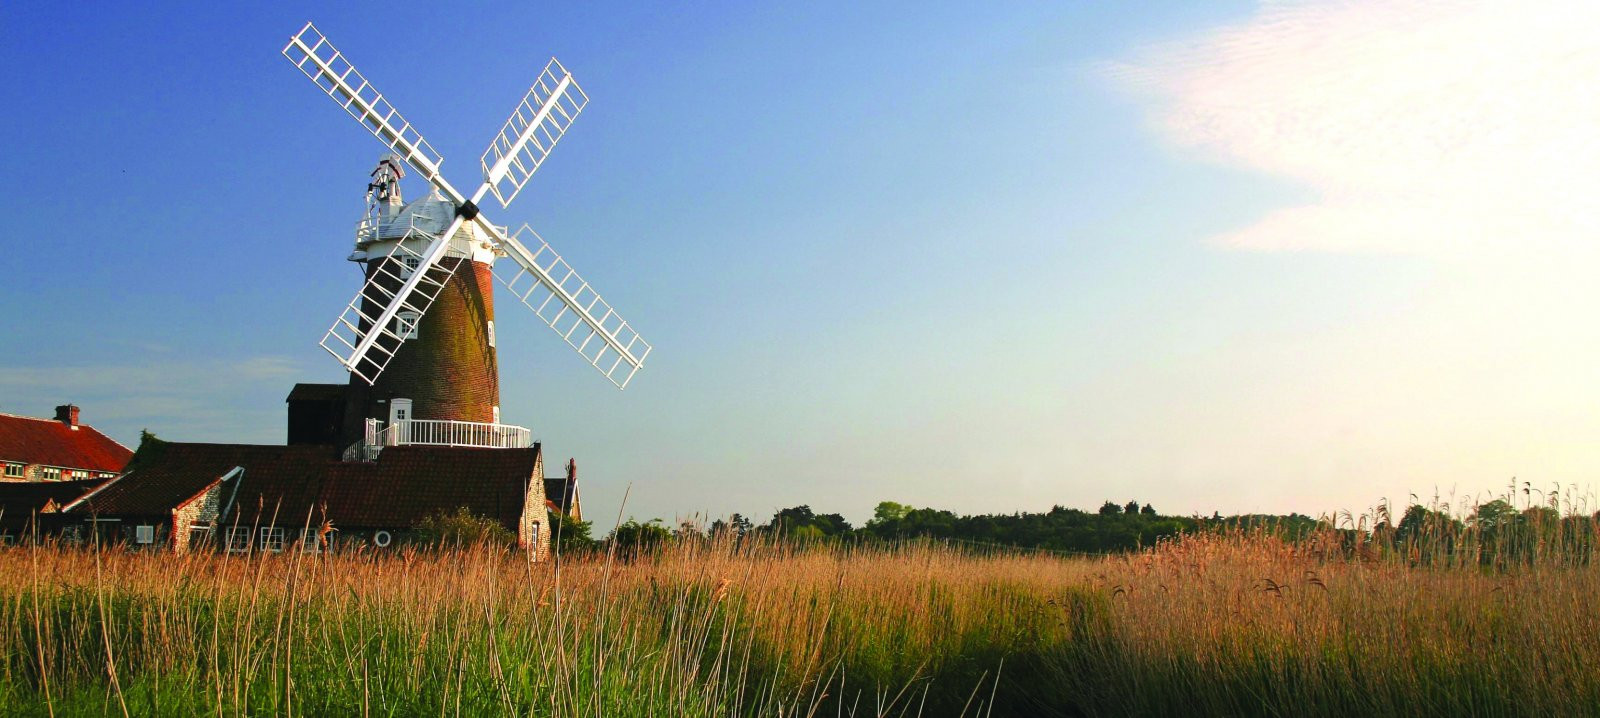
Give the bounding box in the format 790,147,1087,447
1,490,1597,716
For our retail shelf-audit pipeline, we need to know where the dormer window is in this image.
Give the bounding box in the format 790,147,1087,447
395,311,420,341
3,463,21,479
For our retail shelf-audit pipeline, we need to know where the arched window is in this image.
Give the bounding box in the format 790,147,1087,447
397,255,421,280
395,311,420,340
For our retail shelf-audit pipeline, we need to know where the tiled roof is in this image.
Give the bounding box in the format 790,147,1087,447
0,413,132,472
321,446,540,529
286,383,347,402
0,479,101,531
70,441,540,532
77,443,336,518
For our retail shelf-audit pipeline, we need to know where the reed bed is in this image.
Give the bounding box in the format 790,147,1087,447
0,524,1596,716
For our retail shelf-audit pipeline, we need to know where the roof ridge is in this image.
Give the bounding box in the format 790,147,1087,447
0,411,62,422
0,412,127,448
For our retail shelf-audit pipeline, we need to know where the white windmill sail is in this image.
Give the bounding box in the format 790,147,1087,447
489,224,652,389
282,20,650,388
282,23,445,183
319,230,464,384
282,23,477,382
481,58,589,208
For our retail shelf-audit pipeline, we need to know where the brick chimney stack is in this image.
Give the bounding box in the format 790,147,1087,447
566,458,576,482
55,404,79,429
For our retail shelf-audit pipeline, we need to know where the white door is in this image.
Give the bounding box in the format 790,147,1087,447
389,399,412,442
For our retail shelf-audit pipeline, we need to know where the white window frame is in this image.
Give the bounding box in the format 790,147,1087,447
134,525,155,544
3,463,22,478
487,320,496,348
299,528,323,554
397,254,421,280
259,527,286,553
97,472,115,479
530,523,540,552
225,527,252,554
40,467,61,481
68,470,88,480
395,311,420,341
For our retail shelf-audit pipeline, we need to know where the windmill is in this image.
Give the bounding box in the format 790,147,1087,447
280,22,650,452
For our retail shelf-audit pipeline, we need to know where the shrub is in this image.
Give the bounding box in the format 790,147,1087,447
414,506,516,547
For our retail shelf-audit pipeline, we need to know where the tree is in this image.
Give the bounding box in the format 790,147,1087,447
548,510,596,555
608,518,672,557
1124,500,1140,515
1099,501,1121,516
871,501,912,525
1141,503,1156,516
767,505,852,539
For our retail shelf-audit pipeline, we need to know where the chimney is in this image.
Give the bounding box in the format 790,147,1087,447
566,458,577,482
55,404,79,429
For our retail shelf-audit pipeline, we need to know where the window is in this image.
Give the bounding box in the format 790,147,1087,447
395,311,420,340
68,470,88,480
259,527,286,553
39,467,61,481
3,463,21,478
397,255,421,280
487,320,496,348
492,405,501,424
225,527,252,554
299,528,323,554
97,472,115,479
134,525,155,544
188,526,212,550
530,523,540,552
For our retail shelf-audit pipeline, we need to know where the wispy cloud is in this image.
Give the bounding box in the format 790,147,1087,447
1103,0,1600,256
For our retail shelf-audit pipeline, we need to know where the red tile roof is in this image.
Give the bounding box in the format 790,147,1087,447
0,413,132,472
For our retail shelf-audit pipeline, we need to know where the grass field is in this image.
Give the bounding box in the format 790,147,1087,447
1,516,1597,717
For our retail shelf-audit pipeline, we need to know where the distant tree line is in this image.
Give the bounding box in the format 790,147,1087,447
555,500,1319,557
551,490,1600,568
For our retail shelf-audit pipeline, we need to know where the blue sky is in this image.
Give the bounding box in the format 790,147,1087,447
4,1,1597,526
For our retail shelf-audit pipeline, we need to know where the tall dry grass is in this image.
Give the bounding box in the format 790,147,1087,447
1,519,1597,716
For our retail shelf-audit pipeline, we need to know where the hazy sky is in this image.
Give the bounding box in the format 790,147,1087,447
3,1,1596,526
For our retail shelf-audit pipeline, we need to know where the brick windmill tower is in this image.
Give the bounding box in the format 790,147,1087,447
280,23,652,455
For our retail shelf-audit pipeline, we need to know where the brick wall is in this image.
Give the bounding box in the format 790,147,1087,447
519,451,552,561
171,481,226,553
343,256,501,439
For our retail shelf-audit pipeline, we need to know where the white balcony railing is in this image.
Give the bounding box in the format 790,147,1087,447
360,418,532,458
